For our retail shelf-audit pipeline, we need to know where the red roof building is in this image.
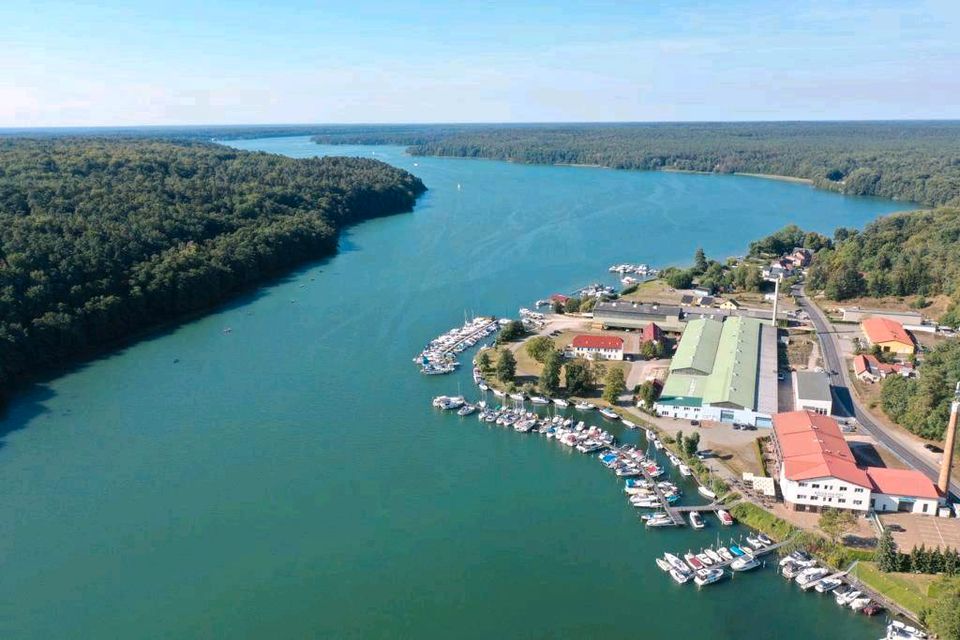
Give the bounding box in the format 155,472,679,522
773,411,869,487
861,317,914,354
570,334,625,361
641,322,663,344
866,467,941,500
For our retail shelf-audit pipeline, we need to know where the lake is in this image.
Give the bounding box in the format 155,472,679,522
0,136,908,638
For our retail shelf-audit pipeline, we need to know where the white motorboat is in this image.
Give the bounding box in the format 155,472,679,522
689,512,705,529
705,549,723,564
698,486,717,500
664,553,689,574
598,407,619,420
655,558,671,572
574,402,596,411
835,589,861,606
849,597,871,611
717,547,734,561
815,578,842,593
509,393,525,401
622,419,637,429
716,509,735,526
457,404,477,416
694,568,726,587
552,398,569,407
696,553,712,566
492,388,506,397
530,396,550,405
796,567,828,587
678,464,692,477
670,568,692,584
731,555,761,572
478,383,489,391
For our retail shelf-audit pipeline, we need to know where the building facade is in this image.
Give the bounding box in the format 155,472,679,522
793,371,833,415
861,317,915,355
570,335,624,361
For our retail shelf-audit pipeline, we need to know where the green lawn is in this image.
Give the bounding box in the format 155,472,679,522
852,562,938,616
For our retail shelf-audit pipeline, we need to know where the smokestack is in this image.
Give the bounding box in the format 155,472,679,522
771,276,781,327
938,382,960,496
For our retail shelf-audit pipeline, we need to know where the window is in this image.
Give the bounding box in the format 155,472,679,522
799,482,808,487
810,496,819,501
854,500,862,505
812,483,821,489
923,503,929,513
854,488,865,493
839,486,847,491
797,494,807,500
838,499,846,504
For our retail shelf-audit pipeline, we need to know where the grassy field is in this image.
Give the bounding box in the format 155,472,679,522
852,562,941,616
729,502,797,542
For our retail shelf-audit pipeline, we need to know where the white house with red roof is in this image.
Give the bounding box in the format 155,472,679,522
772,411,941,515
570,334,624,361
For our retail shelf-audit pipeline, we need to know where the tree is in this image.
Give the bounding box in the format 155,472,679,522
818,508,858,544
693,247,708,275
539,350,562,396
563,297,582,314
602,366,627,404
496,320,525,344
496,349,516,383
564,358,595,397
876,529,901,573
683,431,700,458
524,336,555,363
477,350,491,372
926,587,960,640
825,264,866,300
637,380,659,408
665,269,694,290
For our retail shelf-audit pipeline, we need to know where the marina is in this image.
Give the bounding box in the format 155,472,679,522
413,316,500,374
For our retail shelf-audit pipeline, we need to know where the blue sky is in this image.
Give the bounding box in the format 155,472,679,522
1,0,958,126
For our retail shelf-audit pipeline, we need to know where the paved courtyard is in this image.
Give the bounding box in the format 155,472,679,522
880,512,960,551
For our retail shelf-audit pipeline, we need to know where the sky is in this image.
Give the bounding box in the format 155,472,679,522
1,0,958,127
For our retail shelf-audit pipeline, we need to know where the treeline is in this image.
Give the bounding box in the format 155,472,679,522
881,340,960,440
311,121,960,207
0,138,425,400
807,208,960,316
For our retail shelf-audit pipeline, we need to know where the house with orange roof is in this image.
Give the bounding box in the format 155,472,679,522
861,317,915,356
771,411,941,515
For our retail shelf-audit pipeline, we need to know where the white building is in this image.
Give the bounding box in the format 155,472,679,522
570,334,624,361
772,411,942,515
793,371,833,415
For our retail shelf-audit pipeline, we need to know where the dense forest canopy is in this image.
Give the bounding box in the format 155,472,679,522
0,138,425,399
311,121,960,207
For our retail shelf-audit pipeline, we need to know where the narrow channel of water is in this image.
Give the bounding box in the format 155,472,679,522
0,136,908,638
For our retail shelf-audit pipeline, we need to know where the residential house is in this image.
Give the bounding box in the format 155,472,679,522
570,335,624,361
861,317,915,355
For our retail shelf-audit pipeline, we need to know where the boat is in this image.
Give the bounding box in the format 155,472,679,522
835,589,861,606
689,512,705,529
622,419,637,429
457,404,477,416
696,553,712,566
574,402,596,411
746,535,764,549
781,561,803,579
729,545,745,557
705,549,723,564
509,393,525,401
698,486,717,500
670,568,692,584
664,553,689,574
717,547,733,561
885,621,926,639
684,553,704,571
478,383,489,391
598,407,619,420
530,396,550,405
645,514,674,527
552,398,569,407
731,556,761,572
492,388,506,398
796,567,828,588
815,578,842,593
694,568,726,587
655,558,672,572
757,533,773,546
849,597,871,611
716,509,734,526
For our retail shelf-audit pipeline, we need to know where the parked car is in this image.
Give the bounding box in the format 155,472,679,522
777,371,786,381
925,443,945,454
690,420,700,426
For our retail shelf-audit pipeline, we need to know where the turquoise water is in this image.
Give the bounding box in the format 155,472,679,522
0,136,908,638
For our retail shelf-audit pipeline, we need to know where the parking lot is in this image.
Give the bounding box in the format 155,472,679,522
880,512,960,551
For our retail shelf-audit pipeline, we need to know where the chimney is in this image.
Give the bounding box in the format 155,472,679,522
937,382,960,496
771,275,781,327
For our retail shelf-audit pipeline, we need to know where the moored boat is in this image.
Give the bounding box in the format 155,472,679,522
552,398,569,407
689,512,705,529
598,407,619,420
716,509,734,526
731,555,761,572
694,567,726,587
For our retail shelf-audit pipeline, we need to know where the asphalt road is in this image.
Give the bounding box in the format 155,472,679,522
795,287,959,500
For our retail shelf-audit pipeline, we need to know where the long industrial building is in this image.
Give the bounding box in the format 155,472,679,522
653,316,778,427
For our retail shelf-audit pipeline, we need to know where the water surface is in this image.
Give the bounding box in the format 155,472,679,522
0,136,907,638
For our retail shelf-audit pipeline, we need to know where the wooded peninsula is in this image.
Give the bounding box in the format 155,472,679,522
310,121,960,207
0,137,425,401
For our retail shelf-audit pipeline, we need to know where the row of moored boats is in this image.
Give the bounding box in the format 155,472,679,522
779,550,887,617
656,532,774,586
415,317,501,375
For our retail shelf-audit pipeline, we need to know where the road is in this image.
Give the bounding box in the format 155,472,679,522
795,286,959,500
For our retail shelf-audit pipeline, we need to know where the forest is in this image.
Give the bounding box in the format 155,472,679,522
0,137,425,401
311,121,960,207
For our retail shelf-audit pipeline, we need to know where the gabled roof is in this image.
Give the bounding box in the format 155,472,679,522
572,335,623,350
670,318,723,375
773,411,870,487
862,317,912,346
866,467,940,500
641,322,663,343
702,316,762,410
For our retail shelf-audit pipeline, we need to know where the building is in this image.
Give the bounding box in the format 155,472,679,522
719,298,742,310
793,371,833,415
640,322,663,344
763,259,796,279
698,296,715,307
692,287,712,297
861,317,915,355
570,334,624,361
772,411,941,515
592,301,683,332
853,354,914,383
842,307,923,325
787,247,812,268
654,316,779,427
679,294,695,305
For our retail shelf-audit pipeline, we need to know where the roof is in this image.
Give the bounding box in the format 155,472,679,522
866,467,940,500
550,294,569,303
572,335,624,350
594,301,682,318
702,316,762,410
658,372,706,407
862,317,913,347
794,371,832,403
641,322,663,343
680,295,695,304
853,354,870,375
773,411,869,487
671,318,723,375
